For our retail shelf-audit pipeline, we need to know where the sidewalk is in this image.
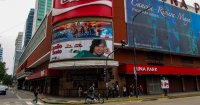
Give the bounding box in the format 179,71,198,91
38,91,200,104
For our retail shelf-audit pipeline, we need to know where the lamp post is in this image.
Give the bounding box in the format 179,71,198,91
105,40,127,100
132,6,152,98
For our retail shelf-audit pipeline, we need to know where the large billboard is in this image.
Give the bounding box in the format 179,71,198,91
52,0,113,24
126,0,200,55
50,21,113,61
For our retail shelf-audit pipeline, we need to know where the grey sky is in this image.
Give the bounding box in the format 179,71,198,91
0,0,35,75
0,0,200,75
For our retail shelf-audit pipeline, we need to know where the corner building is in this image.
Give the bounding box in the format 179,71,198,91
16,0,200,97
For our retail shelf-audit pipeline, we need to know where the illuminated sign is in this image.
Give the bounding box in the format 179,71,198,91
162,0,200,13
52,0,113,24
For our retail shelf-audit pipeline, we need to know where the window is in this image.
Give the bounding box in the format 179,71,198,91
181,57,193,64
146,52,164,66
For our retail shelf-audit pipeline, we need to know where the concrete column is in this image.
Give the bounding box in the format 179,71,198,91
196,76,199,91
145,76,150,95
181,77,186,92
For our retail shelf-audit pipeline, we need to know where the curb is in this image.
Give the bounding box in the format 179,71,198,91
39,93,200,104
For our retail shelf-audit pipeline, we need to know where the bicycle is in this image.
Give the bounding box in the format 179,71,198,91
85,92,104,104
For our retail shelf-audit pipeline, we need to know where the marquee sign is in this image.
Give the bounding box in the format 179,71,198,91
52,0,113,24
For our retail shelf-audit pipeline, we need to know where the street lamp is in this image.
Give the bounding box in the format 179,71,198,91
105,40,127,100
132,6,152,98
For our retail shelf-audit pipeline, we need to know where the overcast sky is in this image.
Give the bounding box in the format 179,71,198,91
0,0,35,75
0,0,200,75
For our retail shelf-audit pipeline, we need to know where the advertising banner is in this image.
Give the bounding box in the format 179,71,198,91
126,0,200,56
50,39,113,61
50,20,113,61
52,0,113,24
52,21,113,44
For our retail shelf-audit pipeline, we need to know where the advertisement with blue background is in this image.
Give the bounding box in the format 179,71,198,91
126,0,200,55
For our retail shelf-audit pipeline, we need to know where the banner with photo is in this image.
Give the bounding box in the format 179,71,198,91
52,21,113,44
50,20,113,61
126,0,200,56
50,39,113,61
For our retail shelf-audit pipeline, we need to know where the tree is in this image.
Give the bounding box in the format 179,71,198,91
0,61,6,82
2,74,12,86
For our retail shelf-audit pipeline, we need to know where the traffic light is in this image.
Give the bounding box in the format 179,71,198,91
121,40,127,48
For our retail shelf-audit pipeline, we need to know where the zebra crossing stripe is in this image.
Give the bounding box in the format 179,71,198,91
37,102,43,105
26,101,33,105
26,101,43,105
16,94,22,100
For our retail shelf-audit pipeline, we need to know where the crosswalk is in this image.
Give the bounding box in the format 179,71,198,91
2,101,44,105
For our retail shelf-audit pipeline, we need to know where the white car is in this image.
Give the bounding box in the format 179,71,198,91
0,85,6,95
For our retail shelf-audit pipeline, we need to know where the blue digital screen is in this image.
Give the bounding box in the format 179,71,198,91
126,0,200,55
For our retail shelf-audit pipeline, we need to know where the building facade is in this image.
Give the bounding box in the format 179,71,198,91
0,44,3,62
23,9,34,48
16,0,200,97
13,32,23,76
32,0,52,34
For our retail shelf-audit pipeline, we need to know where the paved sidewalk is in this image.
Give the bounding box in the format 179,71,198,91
38,91,200,104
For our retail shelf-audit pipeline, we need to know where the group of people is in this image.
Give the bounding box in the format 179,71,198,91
124,84,143,97
78,82,144,98
106,81,120,98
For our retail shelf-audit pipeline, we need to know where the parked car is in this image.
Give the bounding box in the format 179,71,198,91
0,85,6,95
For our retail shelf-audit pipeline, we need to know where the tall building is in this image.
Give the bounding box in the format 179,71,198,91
32,0,52,34
13,32,23,76
23,9,34,48
16,0,200,96
0,44,3,62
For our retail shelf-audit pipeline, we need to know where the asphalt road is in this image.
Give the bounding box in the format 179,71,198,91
96,96,200,105
0,90,48,105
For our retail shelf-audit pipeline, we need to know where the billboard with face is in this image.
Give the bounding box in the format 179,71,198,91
50,21,113,61
126,0,200,56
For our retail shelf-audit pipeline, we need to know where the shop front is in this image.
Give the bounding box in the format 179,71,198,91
119,64,200,95
26,68,62,96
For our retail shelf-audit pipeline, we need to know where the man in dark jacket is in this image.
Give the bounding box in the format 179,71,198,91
33,86,39,104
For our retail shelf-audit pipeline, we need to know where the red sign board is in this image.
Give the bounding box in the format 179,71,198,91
27,69,62,80
52,0,113,24
119,64,200,75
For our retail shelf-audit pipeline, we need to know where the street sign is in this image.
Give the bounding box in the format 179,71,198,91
161,79,169,89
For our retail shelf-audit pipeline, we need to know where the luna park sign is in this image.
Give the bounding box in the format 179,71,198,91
163,0,200,13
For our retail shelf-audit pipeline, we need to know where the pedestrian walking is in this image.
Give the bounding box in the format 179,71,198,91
115,81,120,97
78,85,82,97
111,83,115,98
139,84,143,96
138,85,143,96
129,84,134,96
33,86,39,104
123,85,127,97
